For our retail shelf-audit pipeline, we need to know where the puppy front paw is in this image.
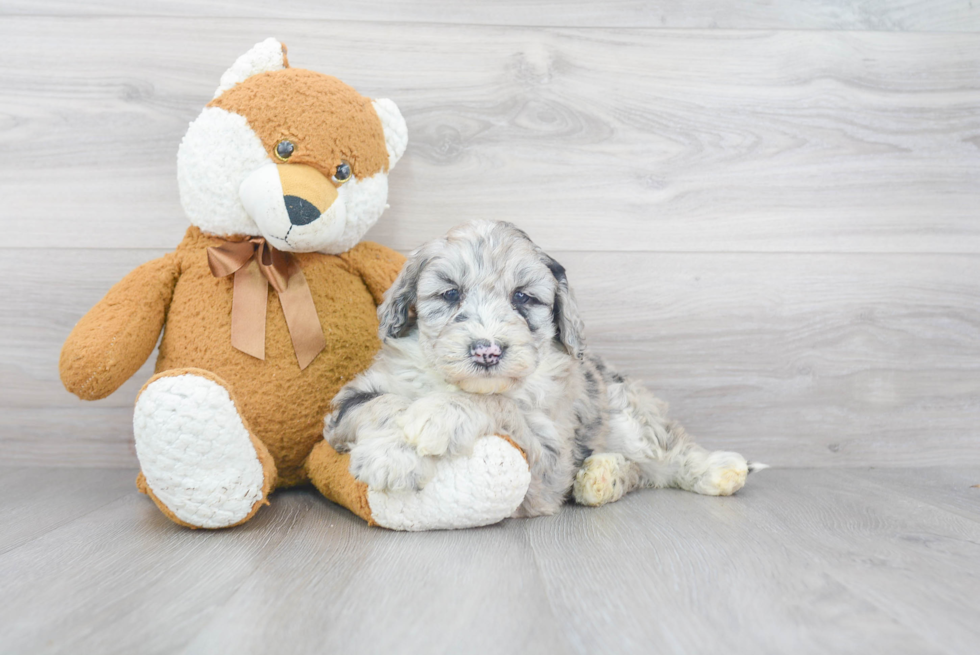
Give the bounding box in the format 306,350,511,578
348,435,434,493
692,451,748,496
397,395,488,457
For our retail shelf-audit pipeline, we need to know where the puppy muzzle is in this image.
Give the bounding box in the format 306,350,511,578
470,339,505,368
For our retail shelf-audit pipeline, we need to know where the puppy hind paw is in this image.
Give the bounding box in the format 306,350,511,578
573,453,630,507
693,451,748,496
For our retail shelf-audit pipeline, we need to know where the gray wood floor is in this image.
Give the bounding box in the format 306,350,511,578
1,466,978,655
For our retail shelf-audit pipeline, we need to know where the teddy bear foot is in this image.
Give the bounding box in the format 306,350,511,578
307,435,531,531
133,368,276,529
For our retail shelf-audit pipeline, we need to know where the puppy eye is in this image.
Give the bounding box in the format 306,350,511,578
442,289,460,303
275,140,294,161
513,291,531,305
333,161,352,184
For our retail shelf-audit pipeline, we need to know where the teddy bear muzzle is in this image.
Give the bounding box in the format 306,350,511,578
238,161,345,251
279,163,339,225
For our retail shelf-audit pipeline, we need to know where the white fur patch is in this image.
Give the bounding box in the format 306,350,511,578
367,436,530,531
133,374,266,529
177,107,268,237
214,37,286,99
371,98,408,168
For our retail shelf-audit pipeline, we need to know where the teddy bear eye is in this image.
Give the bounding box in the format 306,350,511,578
275,140,294,161
333,161,352,184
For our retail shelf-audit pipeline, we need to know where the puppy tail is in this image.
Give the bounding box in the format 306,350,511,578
747,461,770,473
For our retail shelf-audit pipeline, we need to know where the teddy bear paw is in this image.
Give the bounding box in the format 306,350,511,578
365,435,531,531
134,371,271,528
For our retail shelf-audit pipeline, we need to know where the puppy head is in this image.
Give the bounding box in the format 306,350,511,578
177,38,408,254
379,220,585,394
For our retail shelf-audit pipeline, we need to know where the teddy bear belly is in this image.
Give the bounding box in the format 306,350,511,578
155,267,384,488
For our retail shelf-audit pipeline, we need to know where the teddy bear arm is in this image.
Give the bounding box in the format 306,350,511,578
340,241,407,306
60,254,180,401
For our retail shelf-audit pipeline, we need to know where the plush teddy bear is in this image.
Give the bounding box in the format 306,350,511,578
59,38,530,531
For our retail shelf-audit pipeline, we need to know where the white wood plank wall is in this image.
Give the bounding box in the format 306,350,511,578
1,2,978,468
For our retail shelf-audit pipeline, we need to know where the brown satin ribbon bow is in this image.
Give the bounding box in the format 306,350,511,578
207,237,326,370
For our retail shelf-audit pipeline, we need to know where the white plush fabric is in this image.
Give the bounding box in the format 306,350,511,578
367,436,530,531
371,99,408,168
177,107,268,237
322,173,390,254
213,37,286,99
134,374,266,529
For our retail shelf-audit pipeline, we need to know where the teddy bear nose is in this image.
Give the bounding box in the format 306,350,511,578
276,164,338,226
284,196,322,225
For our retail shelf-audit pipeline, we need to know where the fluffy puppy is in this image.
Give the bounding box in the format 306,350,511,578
325,220,762,517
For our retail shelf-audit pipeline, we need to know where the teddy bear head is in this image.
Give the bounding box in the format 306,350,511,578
176,38,408,254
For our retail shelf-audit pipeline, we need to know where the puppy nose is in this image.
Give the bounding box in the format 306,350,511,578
470,339,503,367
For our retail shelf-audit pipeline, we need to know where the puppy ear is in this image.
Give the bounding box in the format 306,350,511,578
378,248,428,340
545,255,586,359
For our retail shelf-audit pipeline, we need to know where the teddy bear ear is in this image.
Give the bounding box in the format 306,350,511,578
371,98,408,169
212,37,289,99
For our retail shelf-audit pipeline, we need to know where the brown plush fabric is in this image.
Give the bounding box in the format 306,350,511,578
209,69,391,181
338,240,407,306
157,227,404,487
60,254,180,401
60,226,405,490
305,439,375,525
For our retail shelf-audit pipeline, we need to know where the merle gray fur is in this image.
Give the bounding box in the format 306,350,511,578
326,220,760,516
